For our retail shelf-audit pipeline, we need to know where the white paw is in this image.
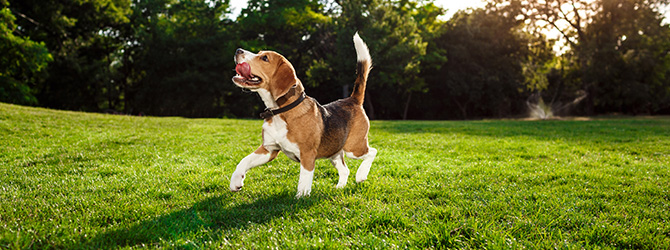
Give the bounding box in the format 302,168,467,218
229,172,245,192
336,173,349,189
356,170,368,183
295,187,311,198
296,165,314,198
337,167,350,188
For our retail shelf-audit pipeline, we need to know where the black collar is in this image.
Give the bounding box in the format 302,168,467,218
260,92,306,120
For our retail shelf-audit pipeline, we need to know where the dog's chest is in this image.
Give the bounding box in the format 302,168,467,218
262,116,301,162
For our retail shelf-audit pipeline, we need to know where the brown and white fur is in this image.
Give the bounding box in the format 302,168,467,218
230,33,377,198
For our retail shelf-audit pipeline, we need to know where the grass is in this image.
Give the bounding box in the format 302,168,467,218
1,102,669,249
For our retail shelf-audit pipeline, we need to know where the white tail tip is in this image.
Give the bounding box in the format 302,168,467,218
353,32,371,62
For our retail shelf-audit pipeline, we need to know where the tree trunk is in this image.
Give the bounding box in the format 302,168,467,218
402,91,412,120
364,93,375,120
454,99,467,119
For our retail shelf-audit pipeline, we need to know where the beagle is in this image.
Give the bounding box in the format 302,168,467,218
230,33,377,198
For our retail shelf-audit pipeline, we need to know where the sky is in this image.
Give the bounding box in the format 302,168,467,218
227,0,487,20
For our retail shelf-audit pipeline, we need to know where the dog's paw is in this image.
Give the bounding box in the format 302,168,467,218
336,168,349,189
295,183,311,198
355,176,367,183
295,189,311,198
336,177,348,188
229,173,245,192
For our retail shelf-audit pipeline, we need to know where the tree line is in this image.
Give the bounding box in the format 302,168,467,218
2,0,670,119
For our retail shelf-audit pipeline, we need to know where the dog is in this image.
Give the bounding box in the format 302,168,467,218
230,33,377,198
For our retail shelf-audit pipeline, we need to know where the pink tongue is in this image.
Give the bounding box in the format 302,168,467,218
236,62,252,79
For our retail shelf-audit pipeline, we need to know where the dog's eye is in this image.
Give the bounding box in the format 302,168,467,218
261,55,269,62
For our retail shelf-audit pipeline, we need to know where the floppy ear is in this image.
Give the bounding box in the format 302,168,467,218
270,60,298,100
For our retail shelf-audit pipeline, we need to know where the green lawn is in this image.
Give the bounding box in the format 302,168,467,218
1,102,669,249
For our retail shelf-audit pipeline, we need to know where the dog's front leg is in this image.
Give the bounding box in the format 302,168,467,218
230,146,279,192
296,151,317,198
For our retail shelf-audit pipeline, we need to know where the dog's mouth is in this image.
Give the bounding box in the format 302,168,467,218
233,62,262,85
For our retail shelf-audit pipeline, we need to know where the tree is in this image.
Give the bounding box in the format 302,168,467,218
422,7,531,119
119,0,238,117
583,0,670,114
235,0,335,116
0,0,51,105
234,0,434,120
486,0,599,114
328,0,428,119
488,0,670,115
10,0,131,111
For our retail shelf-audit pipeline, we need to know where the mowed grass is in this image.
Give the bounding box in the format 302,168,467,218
1,102,669,249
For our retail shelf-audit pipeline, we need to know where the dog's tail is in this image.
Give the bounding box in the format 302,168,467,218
351,32,372,105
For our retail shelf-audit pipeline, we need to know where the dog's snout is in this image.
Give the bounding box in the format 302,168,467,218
234,49,245,63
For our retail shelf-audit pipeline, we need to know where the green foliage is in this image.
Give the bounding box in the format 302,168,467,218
119,0,239,117
0,1,52,105
3,0,670,118
492,0,670,116
583,0,670,114
238,0,332,72
1,103,669,248
323,0,429,119
239,0,330,54
9,0,132,111
236,0,334,116
419,7,530,119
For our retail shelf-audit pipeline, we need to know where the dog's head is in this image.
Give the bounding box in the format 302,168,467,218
233,49,298,100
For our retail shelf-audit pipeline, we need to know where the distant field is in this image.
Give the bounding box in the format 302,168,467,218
1,103,669,249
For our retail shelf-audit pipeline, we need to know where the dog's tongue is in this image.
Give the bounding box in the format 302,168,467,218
236,62,252,79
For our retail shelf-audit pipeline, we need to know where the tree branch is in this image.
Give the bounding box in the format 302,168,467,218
10,8,41,27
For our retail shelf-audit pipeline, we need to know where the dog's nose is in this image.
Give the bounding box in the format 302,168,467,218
236,48,244,55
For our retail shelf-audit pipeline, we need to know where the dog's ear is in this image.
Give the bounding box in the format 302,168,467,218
270,59,297,100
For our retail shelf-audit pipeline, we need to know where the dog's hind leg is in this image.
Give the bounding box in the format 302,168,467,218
329,151,350,188
346,147,377,183
230,145,279,192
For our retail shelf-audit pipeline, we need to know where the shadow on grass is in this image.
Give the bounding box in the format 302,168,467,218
83,192,321,248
